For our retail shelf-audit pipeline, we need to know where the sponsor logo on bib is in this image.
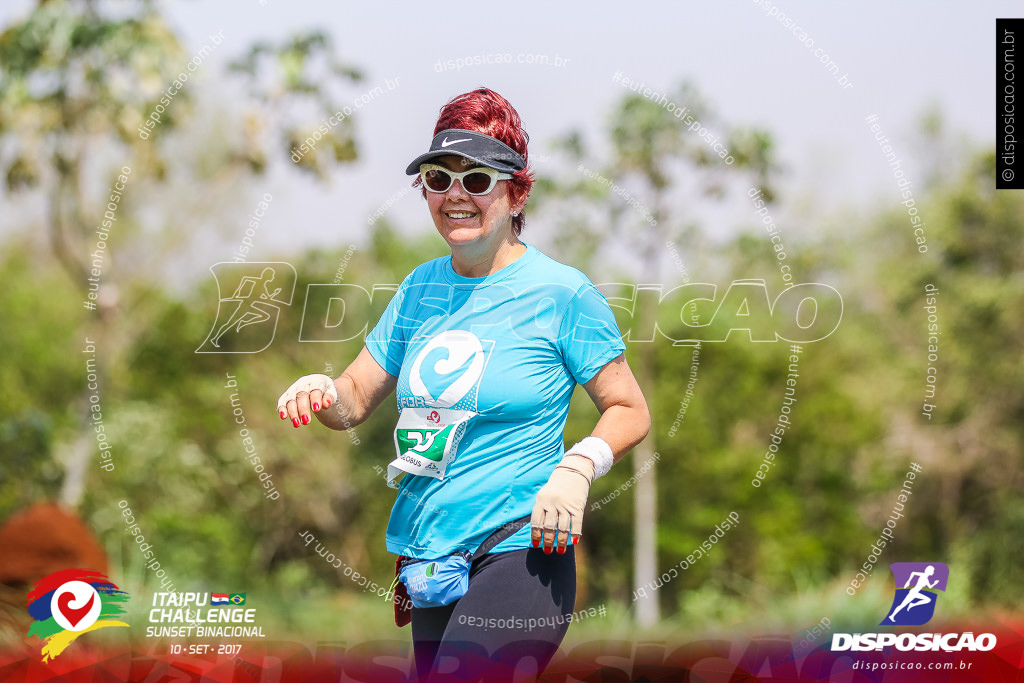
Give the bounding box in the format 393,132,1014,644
396,426,454,462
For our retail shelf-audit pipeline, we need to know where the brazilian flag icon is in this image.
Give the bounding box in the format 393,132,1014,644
229,593,246,605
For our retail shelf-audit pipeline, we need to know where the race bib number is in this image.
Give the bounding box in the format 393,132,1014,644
387,407,476,488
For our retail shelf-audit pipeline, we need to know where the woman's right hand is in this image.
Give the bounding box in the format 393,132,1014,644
277,374,339,428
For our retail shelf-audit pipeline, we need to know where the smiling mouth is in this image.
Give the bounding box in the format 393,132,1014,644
444,211,477,220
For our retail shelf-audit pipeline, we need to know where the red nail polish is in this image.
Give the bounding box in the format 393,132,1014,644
324,399,331,408
544,546,552,555
557,546,565,554
301,414,310,425
573,537,578,544
292,418,300,427
532,539,539,548
279,410,286,419
312,402,320,412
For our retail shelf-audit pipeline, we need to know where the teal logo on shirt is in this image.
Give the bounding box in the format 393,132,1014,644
409,330,487,407
420,347,476,400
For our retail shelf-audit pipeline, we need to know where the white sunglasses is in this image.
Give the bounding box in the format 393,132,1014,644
419,163,512,195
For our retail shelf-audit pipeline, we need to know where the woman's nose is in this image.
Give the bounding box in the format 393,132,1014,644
446,178,469,198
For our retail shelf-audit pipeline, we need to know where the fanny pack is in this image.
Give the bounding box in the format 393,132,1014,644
389,514,532,609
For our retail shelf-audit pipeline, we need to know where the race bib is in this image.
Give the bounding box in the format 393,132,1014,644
387,407,476,488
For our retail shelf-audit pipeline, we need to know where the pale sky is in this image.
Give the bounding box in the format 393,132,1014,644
0,1,1013,272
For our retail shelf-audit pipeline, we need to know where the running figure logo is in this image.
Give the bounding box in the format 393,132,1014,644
197,263,296,353
882,562,949,626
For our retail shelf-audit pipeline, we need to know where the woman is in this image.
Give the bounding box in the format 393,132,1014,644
277,88,650,680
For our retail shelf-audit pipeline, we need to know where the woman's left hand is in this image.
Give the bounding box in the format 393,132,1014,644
531,454,596,554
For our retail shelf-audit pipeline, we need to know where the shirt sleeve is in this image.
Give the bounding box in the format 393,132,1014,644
555,282,627,385
365,276,411,377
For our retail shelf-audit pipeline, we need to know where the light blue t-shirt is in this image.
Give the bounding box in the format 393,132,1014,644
365,243,625,559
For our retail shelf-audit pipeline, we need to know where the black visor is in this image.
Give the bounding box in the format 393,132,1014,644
404,128,526,175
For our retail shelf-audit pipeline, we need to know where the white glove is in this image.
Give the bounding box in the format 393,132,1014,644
277,374,338,428
531,454,595,554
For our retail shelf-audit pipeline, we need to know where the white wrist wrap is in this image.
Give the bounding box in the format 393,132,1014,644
564,436,614,480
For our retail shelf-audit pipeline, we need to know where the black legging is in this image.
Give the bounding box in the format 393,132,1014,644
410,545,576,682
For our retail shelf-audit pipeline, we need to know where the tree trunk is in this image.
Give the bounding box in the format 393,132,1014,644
633,201,663,627
632,443,659,626
52,167,109,510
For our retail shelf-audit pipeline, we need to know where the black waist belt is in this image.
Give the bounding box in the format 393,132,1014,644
399,513,533,570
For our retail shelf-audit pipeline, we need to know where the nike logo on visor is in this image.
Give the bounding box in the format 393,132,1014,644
441,137,472,147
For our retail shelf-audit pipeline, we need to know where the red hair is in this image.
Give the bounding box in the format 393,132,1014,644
414,87,534,236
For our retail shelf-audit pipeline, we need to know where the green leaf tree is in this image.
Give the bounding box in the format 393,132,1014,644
0,0,364,509
537,83,777,625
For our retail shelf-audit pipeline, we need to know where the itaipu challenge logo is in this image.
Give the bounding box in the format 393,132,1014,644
26,569,130,662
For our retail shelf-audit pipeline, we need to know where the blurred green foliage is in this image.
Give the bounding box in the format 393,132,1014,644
2,148,1021,640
